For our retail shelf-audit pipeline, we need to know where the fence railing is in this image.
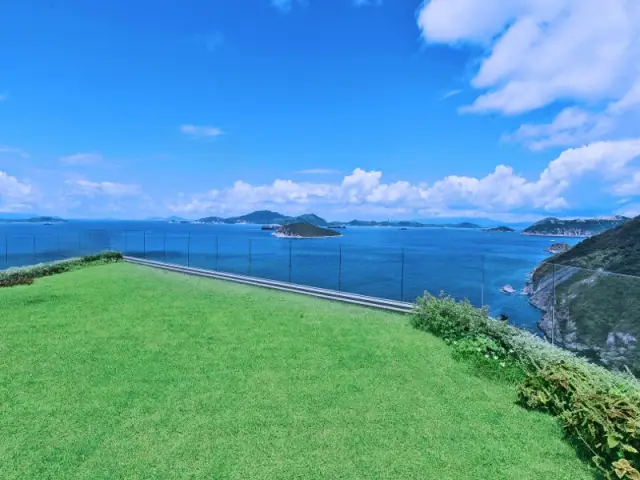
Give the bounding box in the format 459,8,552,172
2,230,638,376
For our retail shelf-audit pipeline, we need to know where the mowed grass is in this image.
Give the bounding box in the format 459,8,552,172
0,263,594,479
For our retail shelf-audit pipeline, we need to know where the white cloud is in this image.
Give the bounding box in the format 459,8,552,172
179,124,224,139
418,0,640,149
0,146,29,159
296,169,342,175
65,179,141,198
167,139,640,217
60,153,103,165
0,171,34,210
612,171,640,196
441,90,462,100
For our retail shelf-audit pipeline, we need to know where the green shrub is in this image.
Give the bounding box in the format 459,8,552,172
412,292,640,479
0,251,123,288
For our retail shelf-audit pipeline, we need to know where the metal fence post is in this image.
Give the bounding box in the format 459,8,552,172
400,248,405,302
187,233,191,267
481,254,486,307
552,264,556,346
248,239,252,276
288,241,292,283
338,244,342,291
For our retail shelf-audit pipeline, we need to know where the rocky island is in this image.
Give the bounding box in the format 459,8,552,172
0,216,67,223
273,222,342,239
527,215,640,375
522,216,629,237
482,226,515,233
545,243,572,255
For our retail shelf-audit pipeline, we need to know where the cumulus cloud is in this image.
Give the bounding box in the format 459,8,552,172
418,0,640,149
167,139,640,217
179,124,224,139
0,171,34,210
612,172,640,196
65,179,141,198
60,153,103,165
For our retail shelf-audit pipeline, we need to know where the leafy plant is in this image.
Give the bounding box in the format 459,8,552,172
0,250,123,288
412,293,640,479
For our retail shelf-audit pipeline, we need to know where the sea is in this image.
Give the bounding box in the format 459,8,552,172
0,220,581,332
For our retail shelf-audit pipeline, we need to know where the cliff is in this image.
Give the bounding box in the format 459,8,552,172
529,216,640,374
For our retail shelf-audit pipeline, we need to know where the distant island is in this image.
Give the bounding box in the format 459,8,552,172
0,216,66,224
273,223,341,239
521,216,629,237
545,243,572,255
482,226,515,233
190,210,482,229
527,214,640,374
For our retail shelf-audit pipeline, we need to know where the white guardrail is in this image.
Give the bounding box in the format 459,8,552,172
124,256,415,314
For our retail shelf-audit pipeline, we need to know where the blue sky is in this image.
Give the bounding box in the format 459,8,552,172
1,0,639,221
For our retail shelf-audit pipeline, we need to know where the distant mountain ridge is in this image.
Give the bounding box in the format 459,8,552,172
193,210,483,228
522,216,629,237
0,216,66,223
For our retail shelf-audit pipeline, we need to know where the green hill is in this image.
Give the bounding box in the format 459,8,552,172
529,215,640,374
523,216,629,237
274,223,341,238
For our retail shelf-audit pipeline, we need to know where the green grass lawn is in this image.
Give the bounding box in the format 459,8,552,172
0,263,595,479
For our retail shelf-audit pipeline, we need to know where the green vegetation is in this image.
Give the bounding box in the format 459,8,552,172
413,293,640,480
530,216,640,374
274,222,341,238
0,251,122,287
483,226,516,233
522,216,629,237
0,263,594,479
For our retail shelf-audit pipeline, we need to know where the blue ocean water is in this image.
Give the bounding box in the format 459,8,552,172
0,220,581,331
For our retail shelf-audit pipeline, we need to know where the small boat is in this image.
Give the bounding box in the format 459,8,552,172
500,284,516,295
399,227,408,231
261,224,281,231
43,222,53,226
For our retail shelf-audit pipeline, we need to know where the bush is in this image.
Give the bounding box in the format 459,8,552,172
0,250,123,288
412,292,640,479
